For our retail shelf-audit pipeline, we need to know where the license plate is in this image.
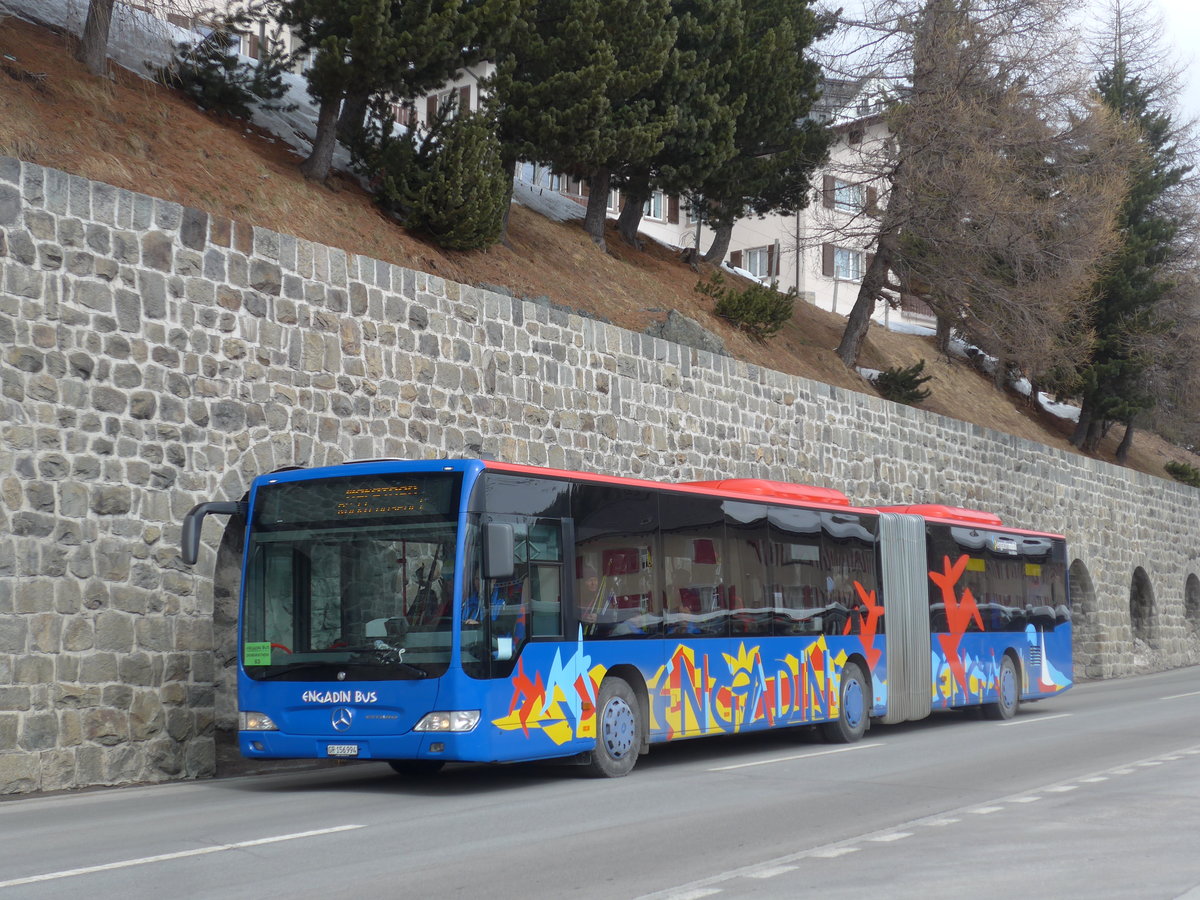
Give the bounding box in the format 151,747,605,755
326,744,359,757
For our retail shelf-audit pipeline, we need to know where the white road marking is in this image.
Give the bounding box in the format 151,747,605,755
1161,690,1200,700
663,890,722,900
708,742,882,771
1079,776,1109,783
971,806,1004,814
0,825,365,890
636,742,1200,900
746,866,799,879
997,713,1071,727
1137,760,1164,767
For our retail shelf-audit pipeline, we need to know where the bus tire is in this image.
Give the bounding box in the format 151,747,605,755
387,759,445,776
585,677,640,777
822,662,868,744
984,655,1020,721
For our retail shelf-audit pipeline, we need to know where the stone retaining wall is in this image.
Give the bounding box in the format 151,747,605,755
1,158,1198,794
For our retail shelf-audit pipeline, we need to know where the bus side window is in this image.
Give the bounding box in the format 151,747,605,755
572,484,661,639
661,494,727,638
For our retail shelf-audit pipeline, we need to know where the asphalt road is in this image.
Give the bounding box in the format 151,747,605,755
3,666,1199,899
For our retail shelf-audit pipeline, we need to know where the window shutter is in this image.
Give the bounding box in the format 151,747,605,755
426,95,438,125
866,252,876,272
822,243,834,277
767,245,776,277
667,195,680,224
459,85,471,112
731,250,743,268
866,187,879,216
822,175,835,209
248,34,260,60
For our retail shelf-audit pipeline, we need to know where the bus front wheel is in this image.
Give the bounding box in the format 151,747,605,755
984,655,1020,721
822,662,868,743
585,677,640,777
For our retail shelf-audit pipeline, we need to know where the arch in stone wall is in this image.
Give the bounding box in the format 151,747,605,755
1186,573,1200,636
1130,566,1156,645
212,511,247,738
1069,558,1101,677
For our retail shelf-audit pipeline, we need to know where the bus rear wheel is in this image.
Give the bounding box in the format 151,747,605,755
984,655,1020,721
585,677,640,777
822,662,868,743
387,759,445,776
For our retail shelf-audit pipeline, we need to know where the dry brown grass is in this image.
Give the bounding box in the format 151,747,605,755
1,14,1194,481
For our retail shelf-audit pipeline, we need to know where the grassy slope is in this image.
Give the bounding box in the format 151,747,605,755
1,14,1193,484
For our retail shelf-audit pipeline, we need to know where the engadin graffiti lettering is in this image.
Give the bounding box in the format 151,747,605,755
647,639,843,738
491,629,606,745
493,616,890,746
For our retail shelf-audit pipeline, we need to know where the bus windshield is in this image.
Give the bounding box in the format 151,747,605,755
241,473,462,681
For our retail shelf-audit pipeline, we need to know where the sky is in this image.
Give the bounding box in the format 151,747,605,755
1153,0,1200,123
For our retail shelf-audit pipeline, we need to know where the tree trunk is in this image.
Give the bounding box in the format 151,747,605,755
337,88,372,144
702,220,733,264
1081,418,1105,453
1115,421,1135,465
75,0,116,77
934,314,952,355
836,226,897,368
300,94,343,182
498,152,519,245
1069,398,1091,447
583,167,611,251
617,175,651,249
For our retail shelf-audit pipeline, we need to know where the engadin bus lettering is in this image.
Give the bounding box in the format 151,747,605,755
302,690,379,704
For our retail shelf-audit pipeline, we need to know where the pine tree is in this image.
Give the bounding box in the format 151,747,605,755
489,0,676,251
696,0,831,263
1070,58,1190,457
612,0,743,248
281,0,510,181
412,111,511,249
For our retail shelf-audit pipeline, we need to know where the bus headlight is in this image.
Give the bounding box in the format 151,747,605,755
413,711,480,733
240,711,278,731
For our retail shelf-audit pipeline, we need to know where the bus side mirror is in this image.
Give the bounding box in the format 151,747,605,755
483,522,514,580
181,501,245,566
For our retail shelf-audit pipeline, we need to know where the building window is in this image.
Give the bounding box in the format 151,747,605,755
644,190,665,221
746,247,771,279
834,179,864,213
834,247,864,281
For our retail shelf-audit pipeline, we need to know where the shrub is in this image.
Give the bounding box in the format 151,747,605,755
410,112,509,250
696,271,795,341
355,109,508,251
872,360,933,406
156,11,293,120
1165,461,1200,488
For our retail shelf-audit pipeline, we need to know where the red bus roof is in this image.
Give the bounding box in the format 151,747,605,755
482,461,1063,538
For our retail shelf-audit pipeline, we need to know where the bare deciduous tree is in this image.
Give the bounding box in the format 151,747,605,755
818,0,1134,385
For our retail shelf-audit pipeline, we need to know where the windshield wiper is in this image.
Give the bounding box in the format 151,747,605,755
255,661,338,680
345,649,430,678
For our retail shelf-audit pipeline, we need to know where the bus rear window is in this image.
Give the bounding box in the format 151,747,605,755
253,473,462,530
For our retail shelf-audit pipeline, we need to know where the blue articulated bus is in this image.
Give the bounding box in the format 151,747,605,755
181,458,1072,777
